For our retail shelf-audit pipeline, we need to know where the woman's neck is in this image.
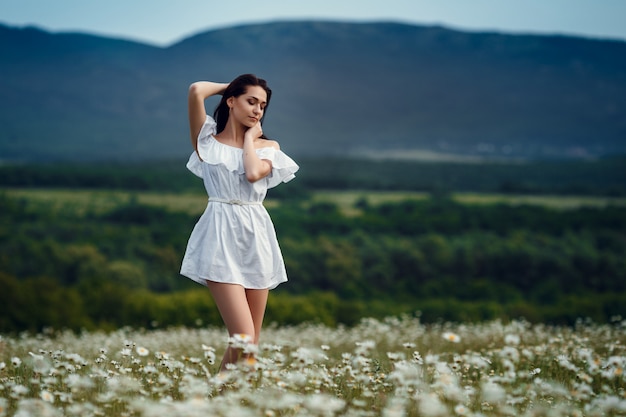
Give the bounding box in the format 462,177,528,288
217,120,246,147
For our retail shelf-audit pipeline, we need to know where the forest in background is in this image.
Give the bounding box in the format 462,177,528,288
1,157,625,332
2,154,626,196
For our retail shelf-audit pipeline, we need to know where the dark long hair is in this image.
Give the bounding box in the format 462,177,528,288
213,74,272,136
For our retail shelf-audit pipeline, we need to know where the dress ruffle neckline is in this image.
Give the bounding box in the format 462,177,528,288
186,115,299,189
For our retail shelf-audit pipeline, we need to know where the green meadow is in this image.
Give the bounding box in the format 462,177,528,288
5,187,626,216
1,158,625,416
1,156,625,333
1,318,624,416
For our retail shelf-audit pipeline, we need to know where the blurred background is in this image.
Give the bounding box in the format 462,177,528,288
1,0,625,332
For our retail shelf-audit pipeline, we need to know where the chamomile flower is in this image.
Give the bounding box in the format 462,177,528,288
231,333,252,344
504,334,520,345
203,349,216,365
412,351,424,364
40,390,54,403
11,384,28,398
443,332,461,343
419,393,447,417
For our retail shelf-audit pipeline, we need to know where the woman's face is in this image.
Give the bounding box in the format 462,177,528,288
228,85,268,128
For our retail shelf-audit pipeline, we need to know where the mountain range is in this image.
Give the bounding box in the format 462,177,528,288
1,20,625,162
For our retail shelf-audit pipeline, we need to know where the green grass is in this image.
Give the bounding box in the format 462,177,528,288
311,189,626,212
1,188,210,216
3,187,626,217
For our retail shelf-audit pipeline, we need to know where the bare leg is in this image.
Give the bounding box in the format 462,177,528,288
206,281,269,372
246,288,269,345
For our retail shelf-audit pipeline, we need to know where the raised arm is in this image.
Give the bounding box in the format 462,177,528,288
188,81,228,152
242,122,280,183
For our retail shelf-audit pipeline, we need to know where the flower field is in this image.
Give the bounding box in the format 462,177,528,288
1,317,625,416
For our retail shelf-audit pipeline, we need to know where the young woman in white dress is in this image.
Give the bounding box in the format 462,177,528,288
181,74,299,372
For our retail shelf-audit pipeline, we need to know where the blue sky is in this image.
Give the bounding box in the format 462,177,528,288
1,0,625,46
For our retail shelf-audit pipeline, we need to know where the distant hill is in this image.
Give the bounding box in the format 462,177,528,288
1,21,625,162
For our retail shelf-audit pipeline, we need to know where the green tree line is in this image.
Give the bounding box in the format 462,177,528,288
1,191,625,332
1,155,625,195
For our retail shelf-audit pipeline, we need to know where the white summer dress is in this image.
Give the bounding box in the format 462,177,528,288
180,115,299,290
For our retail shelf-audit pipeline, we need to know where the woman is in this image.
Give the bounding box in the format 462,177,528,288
180,74,299,372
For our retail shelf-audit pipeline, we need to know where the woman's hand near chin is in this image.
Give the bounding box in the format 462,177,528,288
244,121,263,142
243,121,277,183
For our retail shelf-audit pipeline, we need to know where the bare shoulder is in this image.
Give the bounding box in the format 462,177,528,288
254,138,280,150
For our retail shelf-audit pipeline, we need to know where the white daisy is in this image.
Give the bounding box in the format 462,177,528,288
443,332,461,343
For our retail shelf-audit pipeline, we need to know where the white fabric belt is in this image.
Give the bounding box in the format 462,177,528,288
208,197,262,206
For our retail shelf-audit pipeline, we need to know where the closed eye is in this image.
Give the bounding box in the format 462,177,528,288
247,95,267,109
